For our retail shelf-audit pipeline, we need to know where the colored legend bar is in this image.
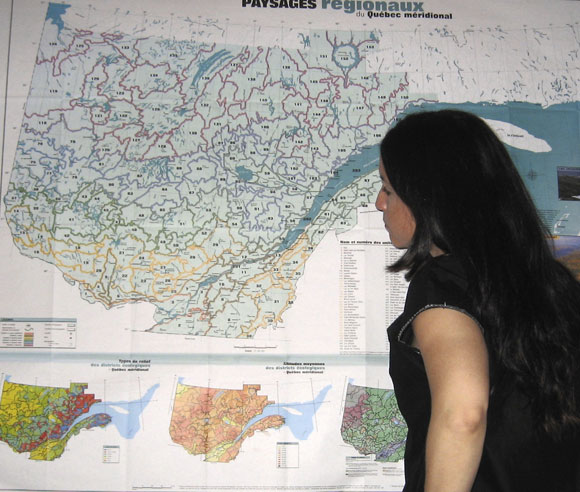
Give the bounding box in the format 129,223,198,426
276,442,299,468
103,445,121,464
0,318,77,349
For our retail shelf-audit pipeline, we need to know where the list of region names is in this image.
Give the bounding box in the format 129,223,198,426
339,240,407,354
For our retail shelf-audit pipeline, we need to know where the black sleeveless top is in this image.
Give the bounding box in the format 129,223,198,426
387,255,580,492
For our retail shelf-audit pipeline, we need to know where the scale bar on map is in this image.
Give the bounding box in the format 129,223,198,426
0,318,77,349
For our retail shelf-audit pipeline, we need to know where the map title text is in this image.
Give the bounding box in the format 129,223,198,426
241,0,427,13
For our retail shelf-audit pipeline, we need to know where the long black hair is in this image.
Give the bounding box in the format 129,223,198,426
381,109,580,435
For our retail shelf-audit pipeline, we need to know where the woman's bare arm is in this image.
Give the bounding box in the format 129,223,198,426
412,307,489,492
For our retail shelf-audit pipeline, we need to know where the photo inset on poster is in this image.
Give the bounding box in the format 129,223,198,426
554,235,580,281
557,167,580,201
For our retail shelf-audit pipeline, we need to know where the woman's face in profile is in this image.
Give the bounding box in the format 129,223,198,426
375,159,416,249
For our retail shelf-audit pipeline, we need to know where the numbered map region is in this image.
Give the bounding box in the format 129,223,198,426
4,3,401,339
341,383,406,462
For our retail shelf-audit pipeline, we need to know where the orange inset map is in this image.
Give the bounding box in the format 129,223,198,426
169,383,284,462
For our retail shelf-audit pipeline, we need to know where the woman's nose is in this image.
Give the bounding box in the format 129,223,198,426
375,190,386,212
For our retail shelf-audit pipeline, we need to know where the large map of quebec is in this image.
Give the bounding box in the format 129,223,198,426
4,3,579,338
3,3,401,337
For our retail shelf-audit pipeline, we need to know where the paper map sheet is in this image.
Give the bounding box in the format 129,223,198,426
1,0,579,490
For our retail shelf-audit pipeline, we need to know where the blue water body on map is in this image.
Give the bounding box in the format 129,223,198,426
191,50,232,88
332,44,360,71
199,275,218,288
241,384,332,441
236,166,254,182
46,3,70,33
400,101,580,235
78,383,159,439
280,101,580,253
298,33,311,49
277,146,379,252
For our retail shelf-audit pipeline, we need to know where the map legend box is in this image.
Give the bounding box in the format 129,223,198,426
0,318,77,349
103,445,121,464
276,442,299,468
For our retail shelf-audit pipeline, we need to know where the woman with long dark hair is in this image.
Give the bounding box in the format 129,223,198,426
376,109,580,491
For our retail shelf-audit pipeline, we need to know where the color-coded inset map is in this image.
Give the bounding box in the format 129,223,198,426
341,383,406,462
169,383,284,462
0,380,111,461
